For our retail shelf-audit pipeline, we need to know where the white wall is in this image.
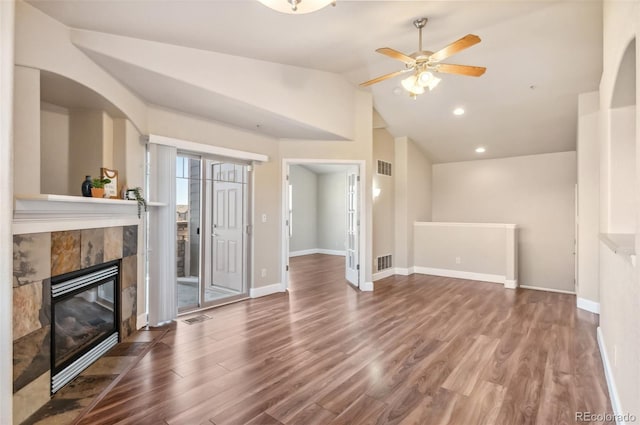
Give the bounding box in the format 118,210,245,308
577,91,601,304
14,2,147,132
40,103,69,195
433,151,577,292
317,171,347,253
68,110,108,195
413,223,517,286
394,136,432,271
289,166,347,256
597,0,640,417
279,91,373,283
70,28,354,140
147,106,282,289
373,128,395,272
608,105,636,233
0,2,14,422
13,66,40,195
406,137,432,268
289,165,317,253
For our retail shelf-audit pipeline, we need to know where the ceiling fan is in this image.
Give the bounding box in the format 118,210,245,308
361,18,486,98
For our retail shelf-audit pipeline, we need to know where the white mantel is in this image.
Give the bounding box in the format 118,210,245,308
13,194,163,234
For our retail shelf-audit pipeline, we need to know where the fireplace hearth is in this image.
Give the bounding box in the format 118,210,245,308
51,260,120,394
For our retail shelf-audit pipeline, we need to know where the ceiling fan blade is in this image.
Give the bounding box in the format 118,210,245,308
429,34,481,63
360,69,409,87
376,47,415,65
435,63,486,77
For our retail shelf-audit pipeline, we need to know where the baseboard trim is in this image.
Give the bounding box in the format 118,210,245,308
373,269,395,281
394,267,414,276
597,327,626,425
289,249,346,257
317,249,346,256
289,249,318,257
504,279,518,289
577,297,600,314
360,281,374,291
136,313,148,329
518,285,576,295
413,266,508,286
250,283,286,298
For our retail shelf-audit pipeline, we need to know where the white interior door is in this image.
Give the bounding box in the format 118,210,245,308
211,163,244,292
345,171,359,286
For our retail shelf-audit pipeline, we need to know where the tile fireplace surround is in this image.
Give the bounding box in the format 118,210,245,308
12,225,138,424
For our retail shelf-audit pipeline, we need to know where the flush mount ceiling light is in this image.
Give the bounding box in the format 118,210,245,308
453,107,465,115
361,17,486,99
257,0,336,14
475,146,486,153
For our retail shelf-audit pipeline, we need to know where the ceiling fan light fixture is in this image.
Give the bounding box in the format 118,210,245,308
401,75,425,95
417,71,433,85
417,71,441,91
257,0,335,14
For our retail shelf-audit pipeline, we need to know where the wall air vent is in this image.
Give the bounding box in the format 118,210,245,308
377,254,393,271
377,160,392,176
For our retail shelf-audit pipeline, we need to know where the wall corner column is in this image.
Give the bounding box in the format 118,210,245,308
504,225,518,289
1,2,15,423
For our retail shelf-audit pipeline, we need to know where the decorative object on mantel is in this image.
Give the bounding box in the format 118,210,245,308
81,176,92,197
101,168,119,199
90,177,111,198
126,187,148,218
120,184,129,200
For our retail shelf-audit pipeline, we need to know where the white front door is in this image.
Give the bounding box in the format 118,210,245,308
345,171,359,286
211,162,245,292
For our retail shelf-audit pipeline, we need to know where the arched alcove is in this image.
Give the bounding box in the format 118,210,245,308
38,71,140,197
608,38,636,233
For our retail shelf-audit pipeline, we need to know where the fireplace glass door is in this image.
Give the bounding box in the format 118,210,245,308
51,261,119,393
53,279,116,369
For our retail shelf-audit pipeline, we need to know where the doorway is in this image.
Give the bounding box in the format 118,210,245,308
282,159,366,291
176,154,251,312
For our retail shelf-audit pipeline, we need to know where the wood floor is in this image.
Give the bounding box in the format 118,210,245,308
77,254,612,425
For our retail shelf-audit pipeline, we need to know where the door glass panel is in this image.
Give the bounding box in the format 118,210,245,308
345,171,359,285
176,155,201,311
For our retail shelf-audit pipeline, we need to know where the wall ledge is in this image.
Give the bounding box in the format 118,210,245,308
415,221,517,229
600,233,635,255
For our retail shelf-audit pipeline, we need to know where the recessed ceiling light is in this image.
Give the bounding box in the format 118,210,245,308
453,107,465,116
475,146,486,153
392,87,403,96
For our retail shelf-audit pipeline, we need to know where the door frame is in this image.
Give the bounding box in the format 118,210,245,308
281,158,367,291
175,152,253,314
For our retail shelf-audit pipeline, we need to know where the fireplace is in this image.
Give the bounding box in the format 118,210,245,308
50,260,120,394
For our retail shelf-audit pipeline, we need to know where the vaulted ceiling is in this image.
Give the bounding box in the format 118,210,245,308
28,0,603,163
